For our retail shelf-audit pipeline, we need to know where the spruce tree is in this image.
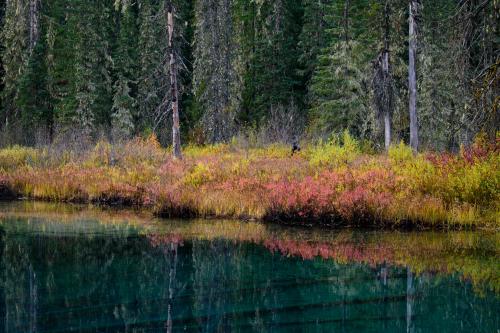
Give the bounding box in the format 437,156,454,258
17,27,53,143
112,3,139,139
193,0,238,143
307,0,373,139
251,0,304,123
1,0,29,133
137,0,168,136
298,0,333,86
72,0,114,137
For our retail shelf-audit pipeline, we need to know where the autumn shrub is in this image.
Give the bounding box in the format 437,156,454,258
0,145,44,170
120,134,165,167
444,152,499,207
184,143,230,158
84,135,165,168
265,173,341,221
0,135,497,229
308,131,361,168
388,141,414,163
249,143,293,159
182,162,214,187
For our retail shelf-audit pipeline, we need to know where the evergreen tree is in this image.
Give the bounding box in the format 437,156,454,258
307,0,373,139
1,0,29,133
193,0,238,143
0,0,495,149
45,0,79,129
112,3,139,139
0,1,5,114
298,0,333,86
251,0,304,123
16,27,53,143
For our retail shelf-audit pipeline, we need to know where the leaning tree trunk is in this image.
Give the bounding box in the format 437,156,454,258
167,2,182,159
408,0,420,152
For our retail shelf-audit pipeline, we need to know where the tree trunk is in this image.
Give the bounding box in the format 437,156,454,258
384,111,391,150
29,0,40,53
382,1,391,150
343,0,350,45
166,242,178,333
406,266,414,333
372,1,393,151
408,0,420,152
167,2,182,159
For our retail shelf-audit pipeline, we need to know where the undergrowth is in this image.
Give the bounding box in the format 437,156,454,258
0,134,498,229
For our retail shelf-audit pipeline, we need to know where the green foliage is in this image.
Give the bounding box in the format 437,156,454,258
0,145,42,170
243,0,304,123
16,35,53,140
0,0,496,151
308,130,361,167
306,0,375,140
111,5,139,139
388,141,414,163
182,162,214,187
445,156,500,207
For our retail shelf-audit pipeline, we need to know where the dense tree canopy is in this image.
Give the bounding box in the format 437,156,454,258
0,0,498,150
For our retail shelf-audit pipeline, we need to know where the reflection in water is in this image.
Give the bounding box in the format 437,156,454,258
0,205,498,332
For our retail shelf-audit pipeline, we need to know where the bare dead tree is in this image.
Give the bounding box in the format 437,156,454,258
167,2,182,159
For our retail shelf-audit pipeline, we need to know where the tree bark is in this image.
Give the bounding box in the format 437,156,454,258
372,1,393,151
167,2,182,159
408,0,420,152
382,1,391,150
384,111,391,150
343,0,350,45
29,0,40,53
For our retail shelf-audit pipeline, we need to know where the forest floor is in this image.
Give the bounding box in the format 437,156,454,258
0,133,498,230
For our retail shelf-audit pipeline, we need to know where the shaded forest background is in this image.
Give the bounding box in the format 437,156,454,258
0,0,498,151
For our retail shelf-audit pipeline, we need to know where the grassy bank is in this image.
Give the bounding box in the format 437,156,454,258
0,134,498,229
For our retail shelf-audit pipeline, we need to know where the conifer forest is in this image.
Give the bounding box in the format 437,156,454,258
0,0,498,150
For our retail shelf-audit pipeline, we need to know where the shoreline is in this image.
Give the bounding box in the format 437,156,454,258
0,197,496,232
0,138,498,230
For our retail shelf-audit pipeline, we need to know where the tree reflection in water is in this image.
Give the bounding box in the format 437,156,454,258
0,204,498,332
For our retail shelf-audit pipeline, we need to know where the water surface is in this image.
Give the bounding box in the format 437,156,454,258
0,202,498,332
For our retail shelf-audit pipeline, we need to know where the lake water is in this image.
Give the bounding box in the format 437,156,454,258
0,202,498,332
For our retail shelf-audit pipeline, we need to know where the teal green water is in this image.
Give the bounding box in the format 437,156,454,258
0,208,498,332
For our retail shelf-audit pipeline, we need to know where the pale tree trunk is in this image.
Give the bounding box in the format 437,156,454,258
167,2,182,159
384,112,391,150
406,266,414,333
382,1,391,150
166,243,178,333
408,0,420,152
29,0,40,53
